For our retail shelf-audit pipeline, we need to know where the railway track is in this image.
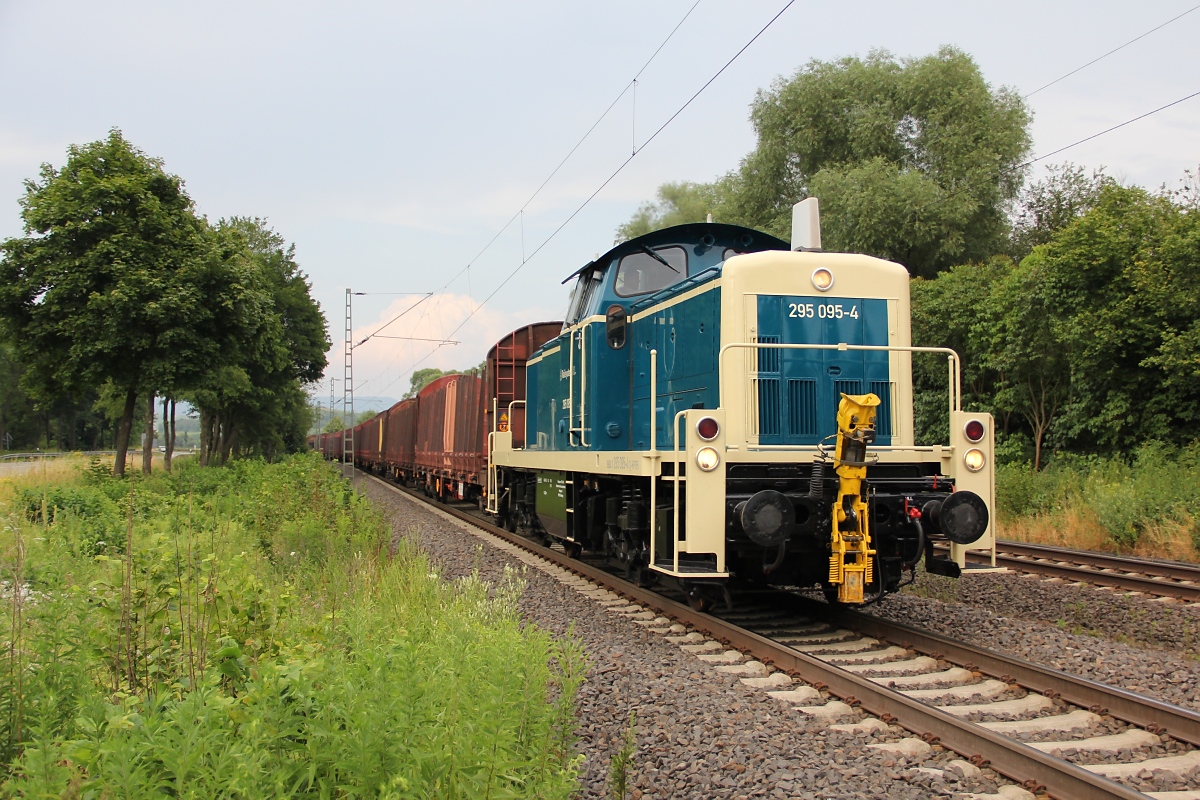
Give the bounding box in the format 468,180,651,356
979,541,1200,603
359,469,1200,800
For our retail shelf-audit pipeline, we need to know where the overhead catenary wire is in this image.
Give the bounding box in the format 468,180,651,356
352,0,705,397
430,0,704,299
933,87,1200,209
1023,2,1200,99
358,4,1195,400
433,0,799,350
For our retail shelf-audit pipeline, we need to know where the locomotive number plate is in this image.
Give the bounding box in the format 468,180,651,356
788,302,859,320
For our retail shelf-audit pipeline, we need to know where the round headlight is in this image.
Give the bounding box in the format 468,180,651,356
811,268,834,292
696,416,719,441
963,419,985,443
964,448,986,472
695,446,720,472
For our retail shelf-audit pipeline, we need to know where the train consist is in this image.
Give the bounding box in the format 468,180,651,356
314,199,995,608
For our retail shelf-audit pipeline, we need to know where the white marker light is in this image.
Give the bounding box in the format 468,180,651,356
695,446,720,472
811,268,834,292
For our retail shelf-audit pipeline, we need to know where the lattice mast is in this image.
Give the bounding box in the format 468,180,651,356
342,288,354,478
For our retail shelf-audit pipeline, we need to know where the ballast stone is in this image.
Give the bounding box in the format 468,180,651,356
794,700,854,720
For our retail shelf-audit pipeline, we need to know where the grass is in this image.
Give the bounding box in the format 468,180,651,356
1,453,585,798
995,442,1200,563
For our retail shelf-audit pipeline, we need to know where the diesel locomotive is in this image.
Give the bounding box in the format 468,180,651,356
320,199,995,608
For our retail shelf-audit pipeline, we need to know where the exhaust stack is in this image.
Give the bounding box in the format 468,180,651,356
791,197,821,252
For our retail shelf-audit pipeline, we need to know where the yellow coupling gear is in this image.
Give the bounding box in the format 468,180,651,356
828,393,880,604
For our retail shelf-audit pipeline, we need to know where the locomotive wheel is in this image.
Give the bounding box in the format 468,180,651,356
686,589,712,613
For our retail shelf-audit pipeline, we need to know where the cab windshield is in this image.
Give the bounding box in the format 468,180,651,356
614,246,688,297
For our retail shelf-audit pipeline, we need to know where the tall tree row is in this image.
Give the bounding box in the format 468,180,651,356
0,130,328,475
619,46,1200,468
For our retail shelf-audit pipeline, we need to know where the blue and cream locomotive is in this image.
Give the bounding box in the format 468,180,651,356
488,199,994,607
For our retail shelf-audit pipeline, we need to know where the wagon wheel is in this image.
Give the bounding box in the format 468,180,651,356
564,541,583,559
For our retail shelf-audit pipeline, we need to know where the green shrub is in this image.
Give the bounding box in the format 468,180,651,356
997,441,1200,551
2,453,586,797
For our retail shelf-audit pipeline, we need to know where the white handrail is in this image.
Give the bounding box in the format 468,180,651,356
507,400,526,450
672,410,688,573
647,349,659,566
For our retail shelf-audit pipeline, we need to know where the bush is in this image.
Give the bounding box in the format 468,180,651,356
996,442,1200,555
1,454,586,797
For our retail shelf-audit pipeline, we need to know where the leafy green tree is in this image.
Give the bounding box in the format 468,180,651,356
188,218,328,464
615,181,723,242
1034,183,1200,453
403,367,448,399
0,341,38,451
910,257,1011,444
979,260,1070,470
356,408,379,424
0,130,210,475
623,47,1031,278
323,415,345,434
1009,163,1110,260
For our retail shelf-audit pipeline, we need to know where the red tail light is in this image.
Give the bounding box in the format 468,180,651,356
696,416,719,441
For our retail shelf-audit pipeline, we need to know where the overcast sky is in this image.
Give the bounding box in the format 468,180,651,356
2,1,1197,407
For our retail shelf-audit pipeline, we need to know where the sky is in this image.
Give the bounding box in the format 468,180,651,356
2,0,1197,408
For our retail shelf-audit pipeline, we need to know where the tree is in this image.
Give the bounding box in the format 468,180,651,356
188,218,328,465
980,261,1069,470
615,181,723,242
323,415,345,434
1009,163,1110,259
0,130,210,476
356,408,379,424
1034,182,1200,453
403,368,448,399
622,47,1031,278
909,257,1011,444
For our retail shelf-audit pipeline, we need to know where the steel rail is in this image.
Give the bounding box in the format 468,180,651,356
360,470,1148,800
951,546,1200,602
997,541,1200,583
827,605,1200,748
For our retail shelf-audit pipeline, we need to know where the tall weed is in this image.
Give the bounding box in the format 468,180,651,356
1,454,586,797
997,441,1200,561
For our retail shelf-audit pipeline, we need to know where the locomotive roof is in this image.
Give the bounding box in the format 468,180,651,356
562,222,789,283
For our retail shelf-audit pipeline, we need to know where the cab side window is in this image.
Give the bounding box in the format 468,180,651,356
614,246,687,297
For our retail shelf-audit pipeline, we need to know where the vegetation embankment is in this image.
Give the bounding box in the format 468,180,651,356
1,454,584,798
995,445,1200,564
